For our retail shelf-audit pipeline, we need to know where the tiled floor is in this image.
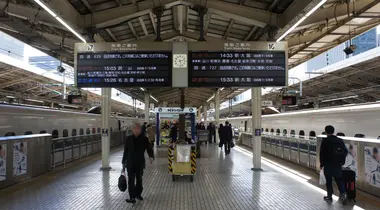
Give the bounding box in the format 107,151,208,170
0,144,374,210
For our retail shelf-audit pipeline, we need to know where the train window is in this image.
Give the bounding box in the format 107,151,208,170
72,129,77,136
40,130,47,134
97,128,101,133
86,128,91,135
80,129,84,136
309,131,316,137
270,129,274,133
322,132,327,135
354,134,365,138
276,129,280,135
299,130,305,136
337,132,345,137
92,128,96,134
5,132,15,136
24,131,33,135
52,130,59,138
378,136,380,140
283,129,287,136
290,130,295,137
63,129,68,137
265,128,269,132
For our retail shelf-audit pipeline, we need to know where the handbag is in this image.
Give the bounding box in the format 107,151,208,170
118,170,127,192
319,169,326,185
230,141,235,148
219,142,223,148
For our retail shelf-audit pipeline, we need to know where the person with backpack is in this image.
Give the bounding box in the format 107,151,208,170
320,125,348,204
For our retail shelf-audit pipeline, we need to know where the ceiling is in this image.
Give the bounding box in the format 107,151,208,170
1,0,380,109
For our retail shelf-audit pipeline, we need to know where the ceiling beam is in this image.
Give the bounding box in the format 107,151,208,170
149,12,157,34
80,0,93,12
128,22,139,39
139,17,149,36
276,0,324,40
105,28,118,41
224,19,235,39
88,0,279,29
244,26,258,41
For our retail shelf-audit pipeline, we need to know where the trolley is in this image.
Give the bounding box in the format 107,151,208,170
168,143,197,182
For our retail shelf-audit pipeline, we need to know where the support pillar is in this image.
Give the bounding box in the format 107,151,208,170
215,89,220,142
144,94,149,123
179,88,185,140
203,105,207,125
251,87,262,171
153,6,164,42
101,88,111,170
195,6,208,41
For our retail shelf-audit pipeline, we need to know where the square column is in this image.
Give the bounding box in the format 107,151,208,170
203,105,207,125
215,90,220,142
251,87,262,170
144,93,150,123
101,88,111,170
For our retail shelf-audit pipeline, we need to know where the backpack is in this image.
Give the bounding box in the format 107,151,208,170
332,140,347,166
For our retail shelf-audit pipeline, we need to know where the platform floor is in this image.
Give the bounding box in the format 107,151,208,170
0,144,375,210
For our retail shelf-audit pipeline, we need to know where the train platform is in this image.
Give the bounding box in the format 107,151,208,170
0,145,378,210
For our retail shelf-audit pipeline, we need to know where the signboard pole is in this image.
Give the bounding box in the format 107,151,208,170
203,105,208,125
215,89,220,143
251,87,262,171
101,88,111,170
144,94,150,123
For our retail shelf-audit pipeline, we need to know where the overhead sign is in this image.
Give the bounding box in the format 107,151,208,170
188,42,287,87
74,42,172,88
155,107,196,113
261,101,273,107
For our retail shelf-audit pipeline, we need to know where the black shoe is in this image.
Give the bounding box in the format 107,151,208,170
323,196,332,202
126,198,136,203
136,195,143,201
339,193,348,205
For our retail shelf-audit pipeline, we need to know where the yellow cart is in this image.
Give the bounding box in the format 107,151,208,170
168,143,197,182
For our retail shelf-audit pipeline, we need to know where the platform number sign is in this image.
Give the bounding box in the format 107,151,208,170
87,44,94,51
268,43,276,50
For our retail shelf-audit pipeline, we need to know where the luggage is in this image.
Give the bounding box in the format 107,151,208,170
230,141,235,148
118,171,127,192
332,141,348,166
342,167,356,202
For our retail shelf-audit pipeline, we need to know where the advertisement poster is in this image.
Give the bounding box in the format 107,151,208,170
0,144,6,181
343,144,358,178
13,142,27,176
364,146,380,187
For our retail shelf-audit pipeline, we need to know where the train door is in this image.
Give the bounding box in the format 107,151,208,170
244,121,247,132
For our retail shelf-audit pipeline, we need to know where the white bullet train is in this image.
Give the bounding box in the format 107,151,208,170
219,103,380,139
0,104,141,138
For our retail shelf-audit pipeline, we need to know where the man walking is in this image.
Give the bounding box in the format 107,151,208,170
223,121,233,155
122,122,154,203
320,125,348,204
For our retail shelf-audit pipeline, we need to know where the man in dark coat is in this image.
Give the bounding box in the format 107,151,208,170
122,122,154,203
320,125,348,204
223,121,233,155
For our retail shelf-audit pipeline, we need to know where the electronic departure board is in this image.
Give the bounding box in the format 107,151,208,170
76,51,172,87
188,51,286,87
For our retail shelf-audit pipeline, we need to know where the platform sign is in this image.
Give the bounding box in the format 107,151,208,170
74,42,172,88
188,42,288,87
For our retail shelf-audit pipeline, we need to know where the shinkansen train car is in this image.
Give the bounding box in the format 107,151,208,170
0,104,141,138
219,103,380,139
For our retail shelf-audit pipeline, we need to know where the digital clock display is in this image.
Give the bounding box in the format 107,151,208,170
188,51,286,87
76,51,172,88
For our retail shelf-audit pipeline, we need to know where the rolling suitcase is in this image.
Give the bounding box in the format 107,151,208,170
342,168,356,202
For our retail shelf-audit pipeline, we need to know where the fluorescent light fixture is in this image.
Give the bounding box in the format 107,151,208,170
34,0,87,43
6,96,16,99
207,95,215,102
140,87,145,91
150,95,158,102
220,87,225,91
276,0,327,42
25,98,44,103
321,95,358,103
